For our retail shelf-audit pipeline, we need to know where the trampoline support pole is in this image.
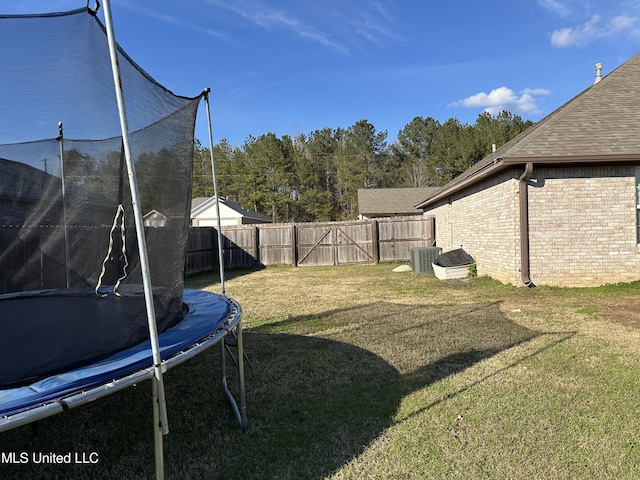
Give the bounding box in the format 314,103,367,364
102,1,169,478
204,89,246,431
236,319,247,431
152,379,165,479
220,322,247,432
203,89,226,295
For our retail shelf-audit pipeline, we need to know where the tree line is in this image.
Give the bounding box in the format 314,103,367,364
192,110,534,223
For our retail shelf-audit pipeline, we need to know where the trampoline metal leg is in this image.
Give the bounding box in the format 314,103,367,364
221,320,247,432
236,319,247,431
152,379,165,480
224,332,254,370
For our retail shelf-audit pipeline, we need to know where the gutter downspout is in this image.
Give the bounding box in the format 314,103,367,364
519,163,536,288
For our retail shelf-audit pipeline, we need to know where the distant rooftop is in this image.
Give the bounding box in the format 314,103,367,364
358,187,441,217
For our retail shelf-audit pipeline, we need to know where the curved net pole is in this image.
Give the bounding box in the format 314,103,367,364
101,2,169,478
203,89,226,295
204,89,247,430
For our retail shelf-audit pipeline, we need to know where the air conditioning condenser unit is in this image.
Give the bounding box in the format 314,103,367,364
411,246,442,275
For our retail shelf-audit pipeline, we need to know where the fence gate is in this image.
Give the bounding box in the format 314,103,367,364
296,221,376,266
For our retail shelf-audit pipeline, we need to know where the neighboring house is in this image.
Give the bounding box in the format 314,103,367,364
416,55,640,287
191,196,272,227
358,187,441,220
143,210,168,227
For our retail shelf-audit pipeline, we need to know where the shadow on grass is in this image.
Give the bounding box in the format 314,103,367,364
0,301,570,480
185,266,264,290
167,301,547,479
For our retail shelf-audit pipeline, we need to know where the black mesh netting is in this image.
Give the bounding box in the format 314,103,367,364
0,7,203,387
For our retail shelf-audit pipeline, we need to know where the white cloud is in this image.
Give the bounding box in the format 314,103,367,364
205,0,401,54
450,87,550,116
610,14,637,32
344,4,403,48
203,0,349,53
549,12,638,48
234,4,349,52
523,88,552,96
538,0,572,18
120,1,229,40
349,12,396,46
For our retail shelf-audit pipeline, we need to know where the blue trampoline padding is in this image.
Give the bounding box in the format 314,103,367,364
0,289,233,418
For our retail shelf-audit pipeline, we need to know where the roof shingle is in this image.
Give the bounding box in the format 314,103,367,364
358,187,441,216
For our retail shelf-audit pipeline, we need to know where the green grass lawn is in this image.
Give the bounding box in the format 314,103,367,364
1,264,639,479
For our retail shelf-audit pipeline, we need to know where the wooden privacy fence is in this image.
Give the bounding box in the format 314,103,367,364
185,216,435,275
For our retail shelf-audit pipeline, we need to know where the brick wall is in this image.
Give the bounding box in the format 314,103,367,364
424,165,640,287
528,165,640,287
428,169,521,285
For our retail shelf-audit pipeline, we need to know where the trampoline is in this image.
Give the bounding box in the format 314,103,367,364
0,3,246,479
0,289,243,427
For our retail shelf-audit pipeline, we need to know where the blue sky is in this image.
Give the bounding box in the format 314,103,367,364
2,1,640,147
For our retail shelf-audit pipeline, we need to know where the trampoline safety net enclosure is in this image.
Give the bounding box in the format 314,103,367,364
0,8,202,388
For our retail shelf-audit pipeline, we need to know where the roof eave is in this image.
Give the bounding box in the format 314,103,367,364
501,153,640,165
415,160,507,208
416,153,640,209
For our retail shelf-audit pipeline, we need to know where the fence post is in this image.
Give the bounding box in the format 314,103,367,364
211,227,219,271
371,219,379,264
333,226,338,266
291,224,297,266
254,225,259,266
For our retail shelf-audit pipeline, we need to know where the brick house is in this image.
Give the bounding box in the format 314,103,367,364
416,54,640,287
